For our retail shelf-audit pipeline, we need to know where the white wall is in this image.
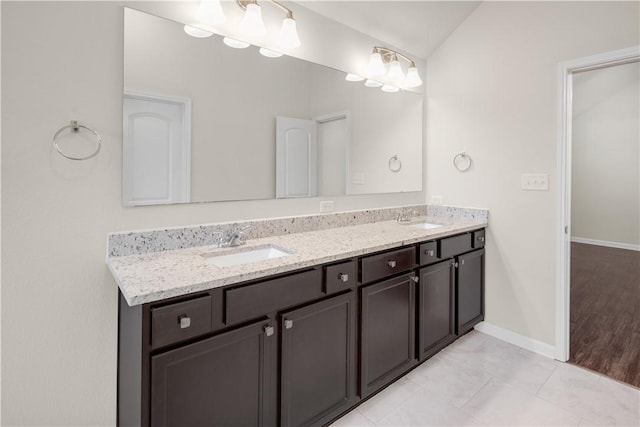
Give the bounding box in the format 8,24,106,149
571,62,640,246
426,1,639,345
0,2,425,425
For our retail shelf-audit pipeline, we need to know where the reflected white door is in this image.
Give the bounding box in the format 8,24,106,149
123,92,191,206
276,117,317,198
316,112,349,197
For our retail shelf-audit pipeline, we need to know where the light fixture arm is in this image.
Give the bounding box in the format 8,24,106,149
373,46,417,68
236,0,294,19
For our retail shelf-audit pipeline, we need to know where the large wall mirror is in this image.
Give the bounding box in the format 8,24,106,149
123,7,423,206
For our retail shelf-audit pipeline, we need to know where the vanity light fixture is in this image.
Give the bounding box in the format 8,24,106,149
236,0,301,49
351,46,423,91
196,0,226,25
239,2,267,37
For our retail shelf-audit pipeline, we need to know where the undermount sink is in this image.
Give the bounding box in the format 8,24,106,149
202,244,293,267
410,222,443,230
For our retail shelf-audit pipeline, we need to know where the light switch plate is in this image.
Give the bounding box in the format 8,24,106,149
351,173,365,185
431,195,444,205
522,174,549,191
320,201,334,213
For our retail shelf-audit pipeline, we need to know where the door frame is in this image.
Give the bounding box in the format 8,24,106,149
122,90,192,206
555,45,639,361
314,110,351,195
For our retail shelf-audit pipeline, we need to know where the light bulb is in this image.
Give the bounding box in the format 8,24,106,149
387,56,405,82
240,3,266,37
381,84,400,93
183,25,214,38
223,37,250,49
278,17,301,49
365,79,382,88
345,73,365,82
259,47,283,58
404,66,423,88
196,0,226,25
368,50,386,76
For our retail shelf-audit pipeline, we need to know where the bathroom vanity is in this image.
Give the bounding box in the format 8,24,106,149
110,206,487,427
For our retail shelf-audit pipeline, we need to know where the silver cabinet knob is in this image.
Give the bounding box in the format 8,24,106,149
411,276,419,283
452,261,459,268
338,273,349,282
461,259,465,265
477,236,485,242
264,326,274,337
425,250,435,256
178,315,191,329
284,319,294,329
387,260,397,268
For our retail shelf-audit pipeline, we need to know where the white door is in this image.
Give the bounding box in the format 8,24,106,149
276,117,317,198
123,92,191,206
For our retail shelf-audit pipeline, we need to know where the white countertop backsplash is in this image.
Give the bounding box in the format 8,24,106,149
107,204,488,306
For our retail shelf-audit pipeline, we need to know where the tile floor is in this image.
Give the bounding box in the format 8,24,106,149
330,331,640,426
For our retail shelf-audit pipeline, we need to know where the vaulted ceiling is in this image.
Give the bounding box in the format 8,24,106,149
298,1,481,60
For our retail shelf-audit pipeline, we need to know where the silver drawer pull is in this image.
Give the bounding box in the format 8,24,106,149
264,326,274,337
452,261,459,268
461,259,465,265
425,250,435,256
284,319,294,329
387,260,397,268
411,276,419,283
338,273,349,282
178,315,191,329
477,236,485,242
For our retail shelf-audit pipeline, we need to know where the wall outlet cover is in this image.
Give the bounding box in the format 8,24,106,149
320,200,334,212
351,173,365,185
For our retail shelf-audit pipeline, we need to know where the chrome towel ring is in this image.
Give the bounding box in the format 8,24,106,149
388,155,402,172
453,152,472,172
53,120,102,161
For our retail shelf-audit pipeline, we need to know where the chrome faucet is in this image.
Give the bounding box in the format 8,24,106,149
221,226,250,247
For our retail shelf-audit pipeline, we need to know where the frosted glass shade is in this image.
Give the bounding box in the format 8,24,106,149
368,51,386,76
240,3,266,37
345,73,365,82
387,58,405,82
381,84,400,93
259,48,283,58
196,0,226,25
365,79,383,88
223,37,250,49
405,66,423,88
278,18,301,49
183,25,214,38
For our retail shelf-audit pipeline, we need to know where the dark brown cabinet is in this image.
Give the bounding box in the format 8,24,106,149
417,260,456,361
118,228,486,427
360,273,416,397
150,319,276,427
456,248,485,335
280,292,357,427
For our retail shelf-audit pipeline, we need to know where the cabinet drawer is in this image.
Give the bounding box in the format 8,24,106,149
418,241,441,266
361,247,415,284
151,295,212,349
472,229,486,248
439,233,472,258
225,269,322,325
324,260,357,294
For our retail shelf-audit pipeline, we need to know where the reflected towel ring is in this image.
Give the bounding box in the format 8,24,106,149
388,155,402,172
453,152,472,172
53,120,102,161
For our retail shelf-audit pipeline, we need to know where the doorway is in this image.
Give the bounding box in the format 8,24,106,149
557,47,640,386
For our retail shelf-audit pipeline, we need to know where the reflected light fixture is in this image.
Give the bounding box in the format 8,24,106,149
223,36,250,49
239,2,267,37
259,47,283,58
196,0,226,25
183,24,214,38
348,46,423,92
345,73,365,82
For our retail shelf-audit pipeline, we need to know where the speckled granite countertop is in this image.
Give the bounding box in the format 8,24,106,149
109,214,487,306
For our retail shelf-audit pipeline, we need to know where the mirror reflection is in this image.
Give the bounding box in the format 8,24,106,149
123,8,423,206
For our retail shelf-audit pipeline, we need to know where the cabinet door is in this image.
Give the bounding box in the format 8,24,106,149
361,273,416,397
457,248,485,335
280,292,357,427
418,260,456,361
150,320,276,427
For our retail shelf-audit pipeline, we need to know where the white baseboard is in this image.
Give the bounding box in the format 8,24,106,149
571,236,640,251
474,321,557,359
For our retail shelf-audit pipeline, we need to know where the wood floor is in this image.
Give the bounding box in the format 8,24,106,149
570,242,640,388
